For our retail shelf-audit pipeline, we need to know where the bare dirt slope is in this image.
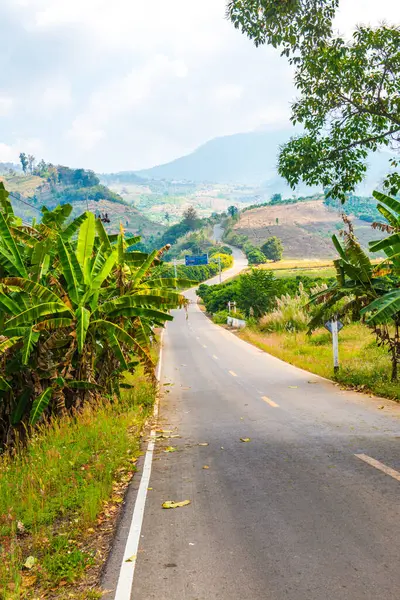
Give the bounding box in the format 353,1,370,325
234,199,382,258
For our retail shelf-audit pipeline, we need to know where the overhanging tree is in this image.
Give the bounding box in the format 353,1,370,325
227,1,400,201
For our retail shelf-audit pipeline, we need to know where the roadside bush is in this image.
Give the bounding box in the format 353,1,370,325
198,269,284,318
197,279,240,313
212,310,230,324
246,246,267,265
209,245,233,256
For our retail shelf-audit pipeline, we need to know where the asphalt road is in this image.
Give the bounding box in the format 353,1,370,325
104,247,400,600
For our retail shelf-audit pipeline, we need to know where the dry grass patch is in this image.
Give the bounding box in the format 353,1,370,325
238,323,400,402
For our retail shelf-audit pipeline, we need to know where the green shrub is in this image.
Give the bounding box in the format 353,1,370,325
212,310,230,324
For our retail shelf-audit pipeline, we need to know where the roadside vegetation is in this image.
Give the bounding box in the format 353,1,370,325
0,182,187,597
0,371,155,599
200,191,400,400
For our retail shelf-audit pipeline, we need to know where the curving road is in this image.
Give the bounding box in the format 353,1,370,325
104,244,400,600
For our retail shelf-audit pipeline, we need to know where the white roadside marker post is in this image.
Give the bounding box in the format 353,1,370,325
324,318,342,375
332,319,339,374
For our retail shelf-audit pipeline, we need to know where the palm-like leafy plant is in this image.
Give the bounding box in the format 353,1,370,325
308,191,400,381
0,183,187,445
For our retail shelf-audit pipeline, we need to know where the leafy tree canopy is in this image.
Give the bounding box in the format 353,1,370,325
227,0,400,201
261,236,283,261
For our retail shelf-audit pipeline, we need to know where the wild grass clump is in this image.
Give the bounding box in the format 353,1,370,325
259,282,327,332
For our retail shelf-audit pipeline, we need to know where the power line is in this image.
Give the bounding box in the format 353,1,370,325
8,192,42,214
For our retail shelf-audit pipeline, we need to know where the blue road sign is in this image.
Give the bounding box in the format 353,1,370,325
185,254,208,266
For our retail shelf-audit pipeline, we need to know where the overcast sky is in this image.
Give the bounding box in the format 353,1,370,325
0,0,399,172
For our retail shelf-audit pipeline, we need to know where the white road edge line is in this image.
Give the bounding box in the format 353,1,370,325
355,453,400,483
113,328,165,599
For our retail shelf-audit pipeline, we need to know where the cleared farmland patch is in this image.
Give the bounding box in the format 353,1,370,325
234,199,382,258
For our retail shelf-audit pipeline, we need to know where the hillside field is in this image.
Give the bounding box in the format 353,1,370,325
233,198,383,258
0,174,164,240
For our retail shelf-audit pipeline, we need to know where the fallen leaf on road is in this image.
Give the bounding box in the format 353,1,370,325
164,446,177,453
308,381,318,384
23,556,36,570
162,500,191,509
288,386,298,389
125,555,137,562
240,438,251,443
378,405,385,409
198,442,209,446
203,465,209,469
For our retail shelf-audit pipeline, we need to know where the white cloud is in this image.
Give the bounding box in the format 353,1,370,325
213,84,243,105
41,80,72,112
0,95,14,117
0,143,17,162
0,138,45,163
67,119,105,151
3,0,400,171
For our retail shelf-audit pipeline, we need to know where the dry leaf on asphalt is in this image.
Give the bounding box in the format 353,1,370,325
203,465,210,469
162,500,191,509
164,446,177,452
198,442,209,446
288,386,298,389
240,437,251,443
378,405,385,409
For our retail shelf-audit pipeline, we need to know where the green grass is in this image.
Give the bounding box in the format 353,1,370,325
0,373,155,599
273,266,337,279
239,323,400,401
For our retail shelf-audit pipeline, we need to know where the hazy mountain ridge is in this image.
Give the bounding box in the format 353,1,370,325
132,129,394,195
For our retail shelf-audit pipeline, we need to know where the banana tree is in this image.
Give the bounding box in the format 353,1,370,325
359,191,400,380
0,186,187,445
309,192,400,381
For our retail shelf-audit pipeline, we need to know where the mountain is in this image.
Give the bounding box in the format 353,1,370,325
135,128,395,195
137,129,291,186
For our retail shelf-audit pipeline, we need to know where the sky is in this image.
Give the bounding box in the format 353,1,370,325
0,0,399,173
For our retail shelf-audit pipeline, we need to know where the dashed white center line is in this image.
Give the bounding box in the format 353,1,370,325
262,396,279,408
213,355,219,360
355,454,400,483
202,344,207,348
229,370,238,377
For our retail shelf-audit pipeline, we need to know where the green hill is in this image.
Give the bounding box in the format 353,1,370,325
0,167,164,240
